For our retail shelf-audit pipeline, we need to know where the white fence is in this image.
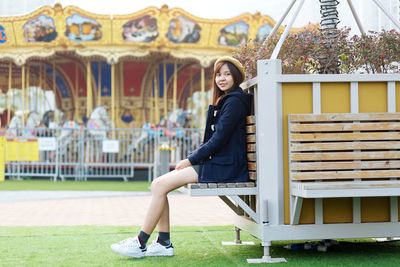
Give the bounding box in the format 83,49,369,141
4,127,203,181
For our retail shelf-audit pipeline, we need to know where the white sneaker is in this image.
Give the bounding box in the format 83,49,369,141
110,236,146,258
146,241,174,257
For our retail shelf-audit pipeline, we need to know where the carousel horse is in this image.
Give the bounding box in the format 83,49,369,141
41,109,65,129
85,106,113,162
87,106,112,139
6,111,23,137
6,111,42,137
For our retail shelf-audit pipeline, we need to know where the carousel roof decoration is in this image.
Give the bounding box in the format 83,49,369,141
0,3,283,67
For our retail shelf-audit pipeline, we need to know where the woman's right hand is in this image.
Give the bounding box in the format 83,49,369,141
175,159,192,170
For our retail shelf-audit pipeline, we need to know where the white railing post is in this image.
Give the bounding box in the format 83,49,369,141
256,59,284,226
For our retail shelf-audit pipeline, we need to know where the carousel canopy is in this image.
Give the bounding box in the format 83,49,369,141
0,3,281,67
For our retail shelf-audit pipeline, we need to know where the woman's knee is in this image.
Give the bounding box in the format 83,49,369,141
150,178,168,195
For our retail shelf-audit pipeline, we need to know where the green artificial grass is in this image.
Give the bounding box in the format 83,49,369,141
0,180,150,191
1,226,400,267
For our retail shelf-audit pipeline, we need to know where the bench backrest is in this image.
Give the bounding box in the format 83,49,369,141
288,113,400,182
246,115,256,181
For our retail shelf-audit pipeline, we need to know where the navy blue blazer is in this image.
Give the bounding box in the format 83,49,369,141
188,87,253,183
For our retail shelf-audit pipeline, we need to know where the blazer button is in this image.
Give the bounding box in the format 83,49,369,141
209,156,212,159
211,124,215,131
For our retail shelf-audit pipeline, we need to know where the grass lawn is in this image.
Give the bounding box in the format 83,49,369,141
1,226,400,267
0,180,150,191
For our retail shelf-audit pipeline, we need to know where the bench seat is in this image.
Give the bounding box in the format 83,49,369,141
291,180,400,198
187,182,256,196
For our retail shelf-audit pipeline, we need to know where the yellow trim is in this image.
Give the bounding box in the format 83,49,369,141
282,83,313,224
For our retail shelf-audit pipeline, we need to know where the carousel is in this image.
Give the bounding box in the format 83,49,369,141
0,3,279,129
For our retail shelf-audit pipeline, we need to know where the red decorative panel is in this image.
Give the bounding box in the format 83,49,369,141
123,62,149,97
59,62,86,97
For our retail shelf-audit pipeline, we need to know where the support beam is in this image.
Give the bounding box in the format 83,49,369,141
270,0,305,59
21,65,25,126
111,63,115,129
370,0,400,30
200,66,205,126
154,70,160,124
7,62,12,124
26,64,30,112
163,62,168,119
290,196,303,225
98,61,102,106
261,0,297,47
86,61,92,118
52,61,56,106
346,0,366,35
173,62,177,112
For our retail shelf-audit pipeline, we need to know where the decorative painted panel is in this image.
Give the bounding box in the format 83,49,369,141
218,21,248,47
166,15,201,43
65,13,102,42
122,15,158,42
23,15,57,42
0,25,6,44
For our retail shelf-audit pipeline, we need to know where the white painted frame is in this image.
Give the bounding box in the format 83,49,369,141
238,59,400,251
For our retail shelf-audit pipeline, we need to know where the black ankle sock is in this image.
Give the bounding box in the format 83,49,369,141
138,230,150,248
157,232,171,246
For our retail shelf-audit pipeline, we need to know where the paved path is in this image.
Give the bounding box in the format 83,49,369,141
0,191,236,226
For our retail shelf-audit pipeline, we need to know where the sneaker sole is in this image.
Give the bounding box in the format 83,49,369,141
146,251,174,257
111,245,146,258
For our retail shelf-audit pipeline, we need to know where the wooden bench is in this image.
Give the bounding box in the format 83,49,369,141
186,115,258,222
289,113,400,224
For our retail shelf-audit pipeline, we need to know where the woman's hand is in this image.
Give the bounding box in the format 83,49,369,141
175,159,192,170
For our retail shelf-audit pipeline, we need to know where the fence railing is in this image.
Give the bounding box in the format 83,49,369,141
4,127,203,181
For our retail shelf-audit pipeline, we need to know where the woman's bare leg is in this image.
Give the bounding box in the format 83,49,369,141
157,198,169,232
141,166,198,234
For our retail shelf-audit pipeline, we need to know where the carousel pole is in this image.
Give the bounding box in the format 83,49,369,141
149,78,154,124
26,63,30,113
173,62,177,112
38,63,42,112
75,62,79,119
21,65,25,126
118,61,124,126
111,63,116,127
188,69,194,111
53,61,56,109
7,62,12,124
154,69,160,124
86,61,92,118
97,61,102,106
200,66,206,128
40,64,45,114
163,62,168,119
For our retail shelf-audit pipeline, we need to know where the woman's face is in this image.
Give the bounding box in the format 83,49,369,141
215,63,234,92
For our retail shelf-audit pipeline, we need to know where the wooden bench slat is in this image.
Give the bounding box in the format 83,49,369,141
291,151,400,161
246,115,256,124
247,143,256,152
290,122,400,132
247,153,256,161
291,132,400,141
289,113,400,122
246,125,256,133
247,134,256,143
290,141,400,152
249,171,256,180
248,162,257,170
291,160,400,171
292,169,400,180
